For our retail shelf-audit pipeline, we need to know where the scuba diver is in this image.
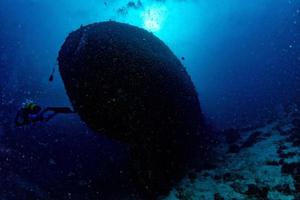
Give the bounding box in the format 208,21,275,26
15,102,75,126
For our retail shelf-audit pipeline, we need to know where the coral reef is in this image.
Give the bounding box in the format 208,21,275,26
164,105,300,200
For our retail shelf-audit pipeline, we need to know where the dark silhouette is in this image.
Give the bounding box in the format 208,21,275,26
58,21,209,198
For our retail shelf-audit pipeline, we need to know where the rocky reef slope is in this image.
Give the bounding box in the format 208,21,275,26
164,105,300,200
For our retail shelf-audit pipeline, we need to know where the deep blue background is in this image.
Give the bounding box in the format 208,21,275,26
1,0,299,129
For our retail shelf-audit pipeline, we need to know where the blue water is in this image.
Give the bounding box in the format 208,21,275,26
0,0,299,199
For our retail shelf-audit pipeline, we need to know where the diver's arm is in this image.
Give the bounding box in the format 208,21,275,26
40,107,74,122
44,107,74,113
